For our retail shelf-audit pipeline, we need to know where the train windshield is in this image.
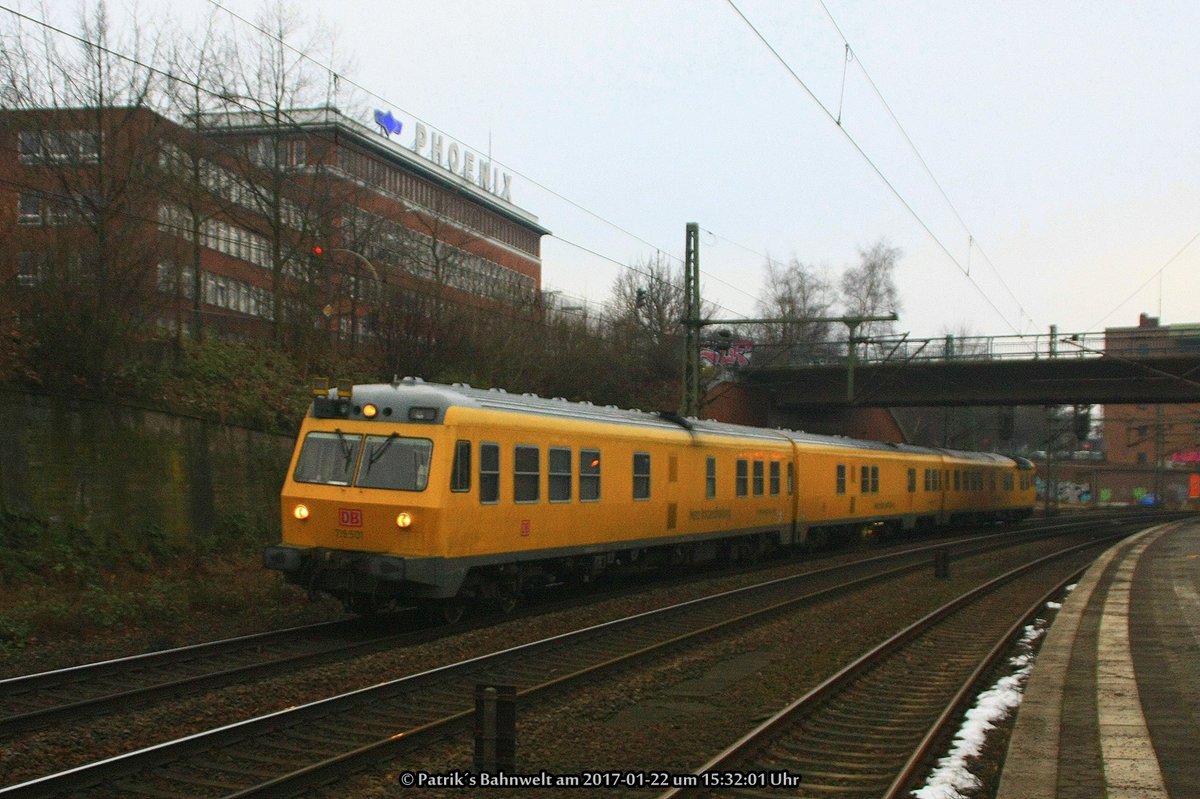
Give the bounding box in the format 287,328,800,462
294,431,433,491
294,431,361,486
356,435,432,491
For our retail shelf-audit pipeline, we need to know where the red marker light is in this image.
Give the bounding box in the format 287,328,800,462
312,245,325,256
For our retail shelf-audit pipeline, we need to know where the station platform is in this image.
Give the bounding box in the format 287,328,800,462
997,517,1200,798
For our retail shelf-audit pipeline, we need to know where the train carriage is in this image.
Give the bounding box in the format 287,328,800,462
264,379,1034,618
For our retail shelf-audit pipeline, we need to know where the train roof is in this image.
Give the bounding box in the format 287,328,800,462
331,378,1018,464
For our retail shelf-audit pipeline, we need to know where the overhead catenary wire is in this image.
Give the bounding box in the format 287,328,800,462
1088,228,1200,331
0,3,696,321
207,0,767,326
723,0,1024,337
204,0,765,326
815,0,1036,334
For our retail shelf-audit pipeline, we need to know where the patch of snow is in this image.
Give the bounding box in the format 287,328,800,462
910,609,1053,799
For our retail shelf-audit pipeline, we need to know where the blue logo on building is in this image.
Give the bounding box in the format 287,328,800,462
374,109,403,137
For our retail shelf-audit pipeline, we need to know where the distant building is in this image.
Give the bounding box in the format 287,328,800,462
1,104,548,344
1103,313,1200,466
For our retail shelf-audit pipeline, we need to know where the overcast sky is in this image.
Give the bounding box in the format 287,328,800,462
18,0,1200,340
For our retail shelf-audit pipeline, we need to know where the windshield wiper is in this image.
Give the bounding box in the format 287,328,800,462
367,432,400,470
333,427,354,467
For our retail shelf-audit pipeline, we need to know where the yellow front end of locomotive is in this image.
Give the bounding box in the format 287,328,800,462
279,418,449,558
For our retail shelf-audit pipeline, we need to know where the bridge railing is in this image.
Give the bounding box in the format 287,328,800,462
746,330,1178,369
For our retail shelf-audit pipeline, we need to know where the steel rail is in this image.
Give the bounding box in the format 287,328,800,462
0,511,1108,734
655,534,1128,798
0,521,1111,798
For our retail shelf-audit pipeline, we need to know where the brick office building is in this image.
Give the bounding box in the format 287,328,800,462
1,104,548,347
1103,314,1200,467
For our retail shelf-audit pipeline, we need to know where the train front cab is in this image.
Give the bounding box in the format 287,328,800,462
265,385,461,613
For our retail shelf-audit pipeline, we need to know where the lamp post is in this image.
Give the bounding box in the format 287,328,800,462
315,247,382,353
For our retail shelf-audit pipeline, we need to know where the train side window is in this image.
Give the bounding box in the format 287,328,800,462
871,465,880,493
736,459,748,497
549,447,572,502
480,442,500,504
705,457,716,499
787,462,794,495
923,469,931,492
860,465,870,494
514,445,540,503
990,473,997,492
769,462,781,496
907,468,916,493
451,440,471,492
954,470,961,491
580,449,601,501
753,461,765,496
836,464,846,495
633,452,651,500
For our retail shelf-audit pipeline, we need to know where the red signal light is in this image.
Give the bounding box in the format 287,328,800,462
311,245,325,256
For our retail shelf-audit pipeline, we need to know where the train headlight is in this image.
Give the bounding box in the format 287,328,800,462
293,503,310,520
362,403,378,419
396,512,413,529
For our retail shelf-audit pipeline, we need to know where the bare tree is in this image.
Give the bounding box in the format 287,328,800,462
607,253,688,410
840,239,902,342
0,2,167,389
755,256,836,363
203,1,339,361
157,10,233,347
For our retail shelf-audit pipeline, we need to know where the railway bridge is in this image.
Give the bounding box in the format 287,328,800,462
727,326,1200,412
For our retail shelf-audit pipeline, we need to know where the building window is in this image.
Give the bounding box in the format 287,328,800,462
480,443,499,504
19,129,100,164
17,192,41,225
17,252,45,286
514,445,539,503
580,449,601,501
549,447,572,502
633,452,651,500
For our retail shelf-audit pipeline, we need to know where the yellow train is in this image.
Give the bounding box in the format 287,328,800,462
264,378,1035,619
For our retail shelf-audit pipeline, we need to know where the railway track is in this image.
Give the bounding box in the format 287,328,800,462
0,517,1147,798
654,531,1144,799
0,511,1154,743
0,618,429,736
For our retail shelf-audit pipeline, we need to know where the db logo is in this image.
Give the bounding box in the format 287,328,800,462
338,508,363,527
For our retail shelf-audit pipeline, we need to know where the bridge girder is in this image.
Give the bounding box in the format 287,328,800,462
744,355,1200,409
